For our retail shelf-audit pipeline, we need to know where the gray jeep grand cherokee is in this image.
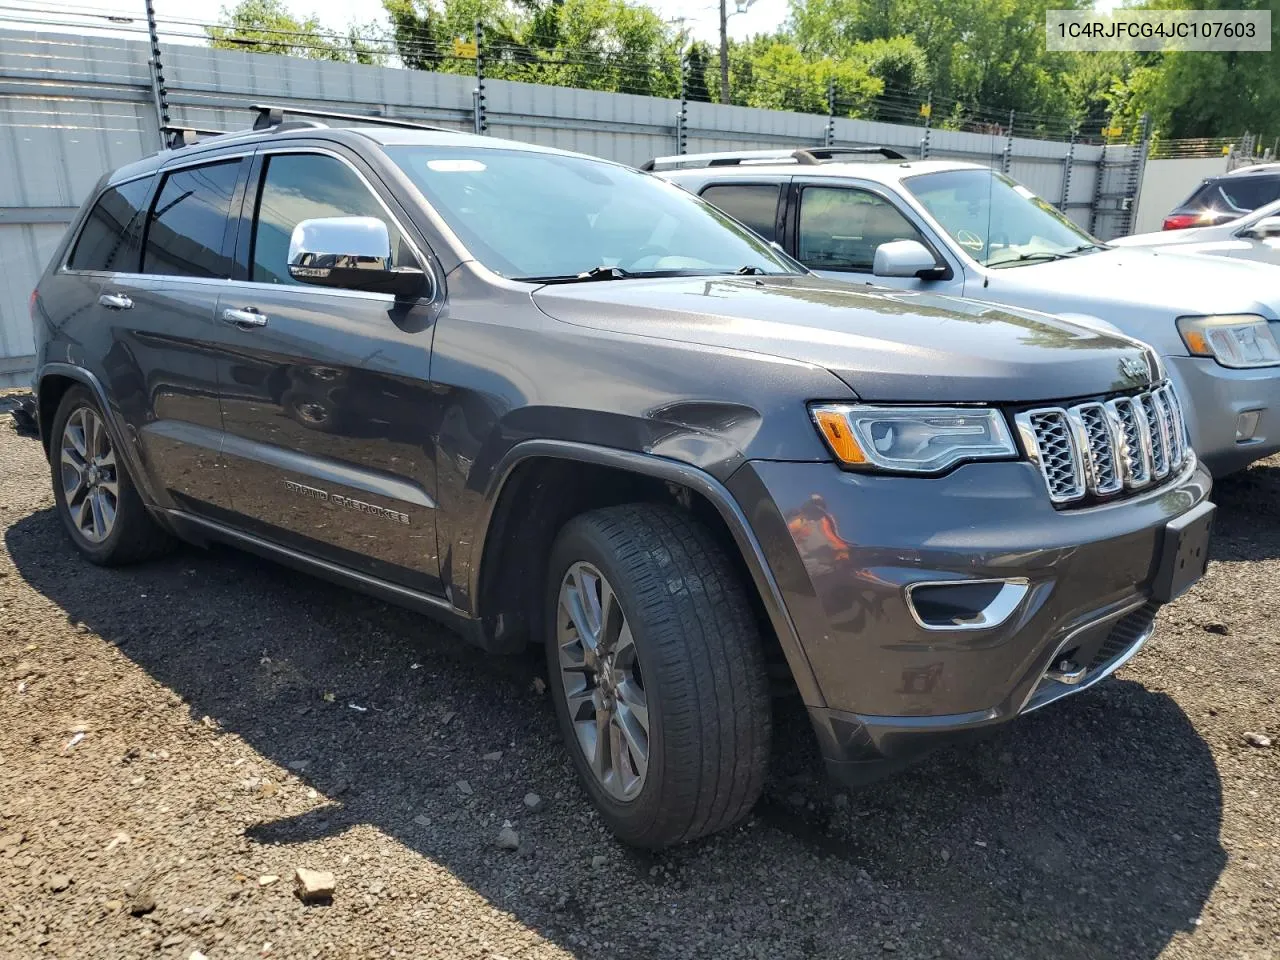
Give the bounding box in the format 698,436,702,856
29,108,1214,848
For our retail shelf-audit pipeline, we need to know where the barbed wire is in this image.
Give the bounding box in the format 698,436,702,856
0,2,1143,144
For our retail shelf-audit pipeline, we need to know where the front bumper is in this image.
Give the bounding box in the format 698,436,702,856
1166,354,1280,476
727,456,1212,782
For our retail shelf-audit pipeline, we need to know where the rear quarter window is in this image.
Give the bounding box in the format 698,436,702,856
67,177,153,272
699,183,781,242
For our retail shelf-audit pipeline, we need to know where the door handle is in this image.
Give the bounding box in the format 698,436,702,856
99,293,133,310
222,307,268,329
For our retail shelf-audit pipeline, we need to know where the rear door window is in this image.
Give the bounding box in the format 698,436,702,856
68,177,153,272
699,183,781,242
142,159,243,278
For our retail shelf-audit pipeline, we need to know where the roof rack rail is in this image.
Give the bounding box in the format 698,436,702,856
640,145,907,172
161,125,229,149
251,103,457,134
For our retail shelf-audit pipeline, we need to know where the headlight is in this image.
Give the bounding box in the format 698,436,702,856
1177,314,1280,368
810,404,1017,473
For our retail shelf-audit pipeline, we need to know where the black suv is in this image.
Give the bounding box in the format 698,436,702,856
1164,163,1280,229
29,108,1214,847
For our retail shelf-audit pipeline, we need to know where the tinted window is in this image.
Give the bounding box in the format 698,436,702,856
701,184,780,241
1217,177,1280,212
251,153,412,286
142,160,241,278
798,187,925,271
384,145,798,279
68,178,152,272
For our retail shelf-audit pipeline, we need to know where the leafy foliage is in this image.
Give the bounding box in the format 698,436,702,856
208,0,385,64
209,0,1279,140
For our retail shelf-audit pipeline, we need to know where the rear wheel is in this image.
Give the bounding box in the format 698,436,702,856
545,503,771,847
49,386,173,565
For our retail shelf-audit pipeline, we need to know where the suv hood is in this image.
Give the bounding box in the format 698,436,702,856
991,246,1280,318
532,275,1153,403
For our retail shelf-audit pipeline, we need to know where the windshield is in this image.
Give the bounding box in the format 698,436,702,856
904,169,1102,268
384,146,799,280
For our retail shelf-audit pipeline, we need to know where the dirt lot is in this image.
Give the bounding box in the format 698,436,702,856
0,409,1276,960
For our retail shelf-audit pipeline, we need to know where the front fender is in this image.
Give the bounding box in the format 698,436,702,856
468,439,824,706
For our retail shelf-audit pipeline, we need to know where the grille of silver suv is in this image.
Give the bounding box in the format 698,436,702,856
1015,383,1190,505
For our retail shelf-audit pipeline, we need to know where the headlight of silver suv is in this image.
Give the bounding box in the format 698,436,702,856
810,404,1017,473
1176,314,1280,368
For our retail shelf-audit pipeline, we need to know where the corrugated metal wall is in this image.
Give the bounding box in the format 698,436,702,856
0,27,1133,386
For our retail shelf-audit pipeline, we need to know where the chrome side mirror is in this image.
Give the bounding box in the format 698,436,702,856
872,239,949,280
288,216,428,299
1244,215,1280,240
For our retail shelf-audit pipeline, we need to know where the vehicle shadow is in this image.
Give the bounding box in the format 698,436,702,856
5,502,1227,960
1208,462,1280,561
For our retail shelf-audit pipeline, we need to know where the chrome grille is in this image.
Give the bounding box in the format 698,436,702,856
1140,393,1169,478
1016,383,1191,505
1026,410,1083,501
1075,403,1122,495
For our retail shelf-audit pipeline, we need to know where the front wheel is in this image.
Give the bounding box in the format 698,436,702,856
545,503,771,847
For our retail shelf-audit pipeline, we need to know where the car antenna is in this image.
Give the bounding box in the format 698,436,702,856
984,128,998,287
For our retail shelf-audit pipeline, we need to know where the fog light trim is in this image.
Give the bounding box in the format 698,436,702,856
1235,409,1262,442
904,578,1030,632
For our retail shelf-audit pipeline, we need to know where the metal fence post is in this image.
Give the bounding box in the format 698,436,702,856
1122,112,1151,235
1002,109,1015,173
677,52,688,154
824,78,835,147
144,0,170,147
916,93,936,158
1059,127,1076,211
1089,140,1107,236
919,94,932,159
473,20,487,135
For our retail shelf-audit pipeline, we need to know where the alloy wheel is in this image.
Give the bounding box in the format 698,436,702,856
555,561,650,801
59,406,118,544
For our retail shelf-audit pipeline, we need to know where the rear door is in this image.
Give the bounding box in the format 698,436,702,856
93,153,249,516
787,181,962,293
210,145,444,595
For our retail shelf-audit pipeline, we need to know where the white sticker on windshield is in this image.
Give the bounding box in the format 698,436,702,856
426,159,486,172
1013,185,1037,199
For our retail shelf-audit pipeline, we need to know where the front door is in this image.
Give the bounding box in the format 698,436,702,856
211,148,444,595
791,183,962,295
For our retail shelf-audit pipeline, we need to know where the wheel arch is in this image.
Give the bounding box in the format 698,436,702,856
36,363,163,509
470,440,823,706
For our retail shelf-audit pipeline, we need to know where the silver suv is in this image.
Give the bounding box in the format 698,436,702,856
652,148,1280,476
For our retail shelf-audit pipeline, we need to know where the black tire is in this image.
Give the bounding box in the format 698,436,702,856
48,386,174,566
545,503,771,847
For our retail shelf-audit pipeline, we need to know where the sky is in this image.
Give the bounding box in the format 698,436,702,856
0,0,792,45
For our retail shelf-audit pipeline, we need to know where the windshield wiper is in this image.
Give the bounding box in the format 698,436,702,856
1066,242,1106,255
517,265,633,284
734,265,766,275
987,251,1072,268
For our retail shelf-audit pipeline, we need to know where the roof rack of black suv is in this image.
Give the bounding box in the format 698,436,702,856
640,146,907,172
250,103,458,134
162,125,229,149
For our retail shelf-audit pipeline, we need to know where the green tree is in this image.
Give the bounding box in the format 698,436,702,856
208,0,385,64
788,0,1092,122
1109,0,1280,141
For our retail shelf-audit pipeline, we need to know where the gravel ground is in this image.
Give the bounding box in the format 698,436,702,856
0,407,1276,960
